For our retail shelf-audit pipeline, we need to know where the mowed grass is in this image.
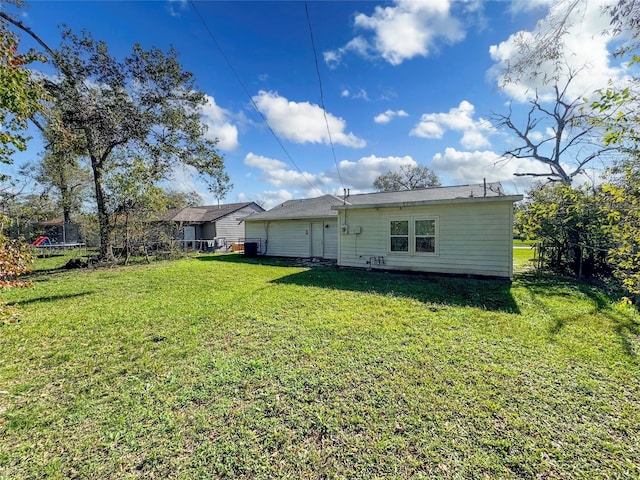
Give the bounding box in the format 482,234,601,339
1,250,639,479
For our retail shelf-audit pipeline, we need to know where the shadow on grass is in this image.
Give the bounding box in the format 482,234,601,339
517,271,640,356
195,253,310,268
12,291,93,307
199,254,520,313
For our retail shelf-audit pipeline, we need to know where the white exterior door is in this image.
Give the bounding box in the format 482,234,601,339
310,222,324,258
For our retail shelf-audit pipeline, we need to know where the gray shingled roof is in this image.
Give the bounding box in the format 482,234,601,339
243,195,342,221
162,202,262,223
344,182,506,205
246,183,518,222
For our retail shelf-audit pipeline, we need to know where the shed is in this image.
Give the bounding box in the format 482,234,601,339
163,202,264,250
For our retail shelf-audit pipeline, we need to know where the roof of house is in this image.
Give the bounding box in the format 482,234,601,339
244,194,343,221
161,202,263,223
334,182,523,210
245,183,522,222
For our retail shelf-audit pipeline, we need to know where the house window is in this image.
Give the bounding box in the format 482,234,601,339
389,217,438,255
390,220,409,252
415,219,436,253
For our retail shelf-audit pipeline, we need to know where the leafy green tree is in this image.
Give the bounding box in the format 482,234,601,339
602,160,640,296
1,191,58,238
105,154,166,263
163,190,203,209
204,170,233,207
1,14,229,261
0,213,32,286
516,182,613,277
0,14,46,178
34,145,90,227
373,165,440,192
51,31,226,261
0,213,33,321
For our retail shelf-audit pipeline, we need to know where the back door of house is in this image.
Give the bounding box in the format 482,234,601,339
310,222,324,258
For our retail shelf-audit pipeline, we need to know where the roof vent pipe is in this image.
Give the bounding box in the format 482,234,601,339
343,188,350,205
483,178,487,197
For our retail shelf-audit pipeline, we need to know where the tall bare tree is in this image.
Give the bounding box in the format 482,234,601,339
493,72,617,184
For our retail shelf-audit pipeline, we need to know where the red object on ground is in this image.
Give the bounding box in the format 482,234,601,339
31,236,51,246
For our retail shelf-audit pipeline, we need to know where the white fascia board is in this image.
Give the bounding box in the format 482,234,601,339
331,195,524,211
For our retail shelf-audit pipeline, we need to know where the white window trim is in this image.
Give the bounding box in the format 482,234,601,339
389,218,410,254
388,216,439,256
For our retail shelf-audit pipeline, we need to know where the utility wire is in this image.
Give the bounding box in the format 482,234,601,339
304,1,345,190
188,0,323,197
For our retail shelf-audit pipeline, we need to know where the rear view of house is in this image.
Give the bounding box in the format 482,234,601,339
333,183,522,278
244,183,523,278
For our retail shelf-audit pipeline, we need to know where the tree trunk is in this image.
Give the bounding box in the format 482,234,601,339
91,158,114,261
124,211,131,265
61,185,72,227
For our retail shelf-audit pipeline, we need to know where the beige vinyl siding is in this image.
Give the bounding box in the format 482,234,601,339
245,220,309,257
337,201,514,278
244,221,264,252
245,218,338,259
216,205,263,241
323,220,338,259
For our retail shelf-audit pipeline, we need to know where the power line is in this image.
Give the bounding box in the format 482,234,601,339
188,0,323,197
304,1,345,190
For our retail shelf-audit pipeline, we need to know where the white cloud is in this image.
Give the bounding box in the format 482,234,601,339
324,36,373,69
507,0,556,15
432,147,554,189
166,0,187,17
460,130,491,150
338,88,371,101
325,0,465,67
244,152,287,171
337,155,417,189
200,95,239,151
252,90,366,148
374,109,409,124
238,189,293,210
258,190,295,209
351,89,370,101
410,100,495,149
244,152,330,193
489,0,627,102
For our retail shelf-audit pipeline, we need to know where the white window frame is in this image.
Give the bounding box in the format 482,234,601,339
389,219,410,254
388,216,439,256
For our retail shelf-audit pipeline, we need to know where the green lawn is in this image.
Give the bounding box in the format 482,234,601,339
1,251,638,479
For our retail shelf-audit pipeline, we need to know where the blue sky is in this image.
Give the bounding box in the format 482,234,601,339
4,0,632,208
